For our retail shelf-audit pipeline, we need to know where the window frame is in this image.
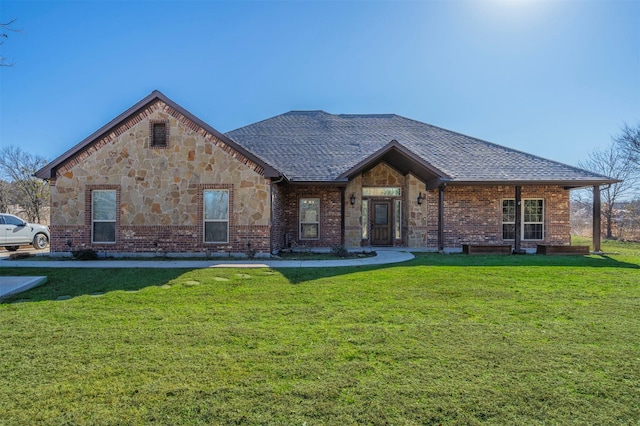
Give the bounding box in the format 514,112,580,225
501,198,544,241
299,197,320,240
362,187,402,197
523,199,544,240
150,119,169,148
92,189,117,244
502,199,516,241
203,189,230,244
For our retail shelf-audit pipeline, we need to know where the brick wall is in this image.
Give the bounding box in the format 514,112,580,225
279,185,343,249
51,224,270,254
424,184,571,250
270,183,287,253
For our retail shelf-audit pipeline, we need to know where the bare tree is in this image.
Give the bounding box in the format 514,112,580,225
0,180,12,212
616,199,640,241
0,146,50,223
1,19,21,67
615,123,640,168
578,142,639,239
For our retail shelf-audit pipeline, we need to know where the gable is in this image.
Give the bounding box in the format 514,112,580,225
36,91,280,180
362,162,405,187
339,140,447,187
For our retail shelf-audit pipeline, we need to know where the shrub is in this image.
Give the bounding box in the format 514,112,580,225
331,245,349,258
71,249,98,260
245,241,256,259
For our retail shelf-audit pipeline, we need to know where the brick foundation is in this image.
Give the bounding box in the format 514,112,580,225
50,224,270,254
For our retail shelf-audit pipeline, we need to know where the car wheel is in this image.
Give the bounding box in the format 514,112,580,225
33,233,49,250
6,246,19,252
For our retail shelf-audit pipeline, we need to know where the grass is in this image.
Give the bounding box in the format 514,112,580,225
1,240,639,425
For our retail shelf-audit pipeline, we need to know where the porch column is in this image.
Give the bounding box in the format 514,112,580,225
514,185,522,253
340,187,346,246
438,184,445,251
593,185,601,252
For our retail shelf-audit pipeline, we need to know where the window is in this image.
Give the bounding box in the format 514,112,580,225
204,190,229,243
362,187,401,197
3,215,24,226
502,199,516,240
523,199,544,240
300,198,319,239
502,199,544,240
362,199,369,239
150,120,169,147
394,199,402,239
92,190,116,243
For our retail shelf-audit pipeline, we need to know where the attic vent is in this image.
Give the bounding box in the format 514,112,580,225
150,120,169,148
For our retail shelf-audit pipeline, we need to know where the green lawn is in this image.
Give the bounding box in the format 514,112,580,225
1,240,639,425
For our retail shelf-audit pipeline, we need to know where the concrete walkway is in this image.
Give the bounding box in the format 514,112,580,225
0,250,414,300
0,249,414,269
0,276,48,301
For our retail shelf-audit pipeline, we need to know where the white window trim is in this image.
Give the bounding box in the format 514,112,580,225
299,197,320,240
92,189,116,244
502,198,545,241
502,199,516,241
203,189,230,244
523,198,544,241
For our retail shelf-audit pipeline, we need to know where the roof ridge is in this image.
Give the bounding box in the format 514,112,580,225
338,113,398,119
286,110,329,115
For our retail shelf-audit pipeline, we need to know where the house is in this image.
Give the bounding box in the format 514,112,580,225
35,91,615,255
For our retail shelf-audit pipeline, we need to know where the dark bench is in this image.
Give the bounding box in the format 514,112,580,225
536,245,590,255
462,244,512,255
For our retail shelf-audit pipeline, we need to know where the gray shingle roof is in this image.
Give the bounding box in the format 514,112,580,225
225,110,615,185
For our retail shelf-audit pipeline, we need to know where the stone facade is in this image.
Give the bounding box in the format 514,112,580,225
404,173,428,247
344,163,428,248
49,100,272,255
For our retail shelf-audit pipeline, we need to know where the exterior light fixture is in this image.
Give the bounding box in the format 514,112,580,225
417,192,423,205
350,193,356,205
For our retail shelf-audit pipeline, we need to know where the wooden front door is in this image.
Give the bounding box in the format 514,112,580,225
371,201,392,246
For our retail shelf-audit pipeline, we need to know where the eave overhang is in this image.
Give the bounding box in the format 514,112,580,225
444,179,621,190
281,179,350,187
35,90,281,180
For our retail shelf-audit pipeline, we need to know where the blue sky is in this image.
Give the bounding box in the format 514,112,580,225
1,0,638,169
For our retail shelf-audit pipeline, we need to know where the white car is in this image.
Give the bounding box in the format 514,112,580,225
0,213,50,252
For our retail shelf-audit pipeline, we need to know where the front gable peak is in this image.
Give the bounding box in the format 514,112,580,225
36,91,280,180
339,140,450,184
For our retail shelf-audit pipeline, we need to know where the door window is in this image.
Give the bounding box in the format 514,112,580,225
375,203,388,225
